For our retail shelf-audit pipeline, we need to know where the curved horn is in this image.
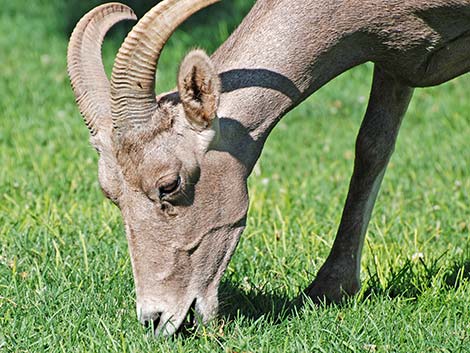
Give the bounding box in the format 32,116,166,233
110,0,219,135
67,3,137,136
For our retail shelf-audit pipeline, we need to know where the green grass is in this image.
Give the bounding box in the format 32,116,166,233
1,1,469,352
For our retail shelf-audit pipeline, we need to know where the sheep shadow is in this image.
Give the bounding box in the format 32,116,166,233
363,253,470,300
216,253,470,326
217,280,298,323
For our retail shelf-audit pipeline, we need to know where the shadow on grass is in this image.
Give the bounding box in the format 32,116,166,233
215,254,470,327
363,253,470,300
218,280,298,323
173,281,299,338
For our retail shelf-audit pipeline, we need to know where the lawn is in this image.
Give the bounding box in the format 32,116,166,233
1,1,469,352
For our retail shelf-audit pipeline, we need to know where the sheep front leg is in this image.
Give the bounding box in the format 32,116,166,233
306,65,414,303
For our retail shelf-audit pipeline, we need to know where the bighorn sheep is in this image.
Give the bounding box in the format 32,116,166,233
67,0,470,335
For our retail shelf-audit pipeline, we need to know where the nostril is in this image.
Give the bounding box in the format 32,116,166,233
142,312,162,330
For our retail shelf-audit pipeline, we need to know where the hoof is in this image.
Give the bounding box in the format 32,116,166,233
303,270,360,305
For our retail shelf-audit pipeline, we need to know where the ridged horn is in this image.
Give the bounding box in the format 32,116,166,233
110,0,220,135
67,3,137,136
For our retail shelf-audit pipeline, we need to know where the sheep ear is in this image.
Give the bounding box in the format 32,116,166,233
177,49,220,129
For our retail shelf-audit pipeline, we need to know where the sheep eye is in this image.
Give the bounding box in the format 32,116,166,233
158,176,181,198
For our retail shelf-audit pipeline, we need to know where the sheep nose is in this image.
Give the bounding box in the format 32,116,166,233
139,310,162,329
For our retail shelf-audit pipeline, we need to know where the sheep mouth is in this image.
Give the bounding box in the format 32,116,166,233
143,314,161,332
143,298,199,336
177,298,199,334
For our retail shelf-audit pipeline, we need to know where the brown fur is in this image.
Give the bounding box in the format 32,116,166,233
178,49,221,128
68,0,470,335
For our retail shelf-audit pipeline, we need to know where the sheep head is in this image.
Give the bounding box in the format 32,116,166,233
67,0,248,335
